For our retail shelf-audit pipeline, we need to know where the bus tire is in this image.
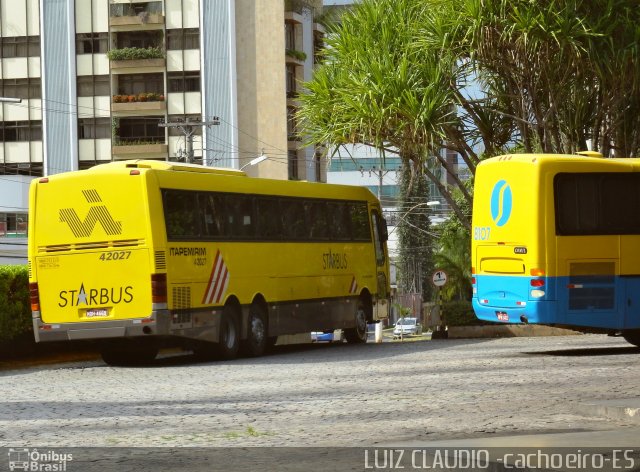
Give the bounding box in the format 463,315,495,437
100,341,158,367
216,305,240,360
345,302,368,344
241,304,268,357
623,330,640,348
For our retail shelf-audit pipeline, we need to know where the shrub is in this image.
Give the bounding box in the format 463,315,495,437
107,46,164,61
285,49,307,61
442,300,485,327
0,265,32,342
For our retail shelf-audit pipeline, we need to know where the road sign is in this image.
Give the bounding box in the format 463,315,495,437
432,270,448,287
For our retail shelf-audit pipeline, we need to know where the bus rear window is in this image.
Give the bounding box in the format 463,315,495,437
555,172,640,235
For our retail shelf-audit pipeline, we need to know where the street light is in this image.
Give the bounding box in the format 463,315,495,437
240,151,268,171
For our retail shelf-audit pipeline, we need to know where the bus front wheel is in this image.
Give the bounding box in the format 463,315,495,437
345,303,368,344
241,304,267,357
623,330,640,348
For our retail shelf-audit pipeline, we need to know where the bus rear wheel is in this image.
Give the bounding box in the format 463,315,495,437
345,302,368,344
216,305,240,360
623,330,640,348
241,304,268,357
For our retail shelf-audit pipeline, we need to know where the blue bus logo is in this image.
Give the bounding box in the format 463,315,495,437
490,180,512,227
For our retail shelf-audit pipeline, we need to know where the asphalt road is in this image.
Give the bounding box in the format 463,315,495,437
1,334,639,470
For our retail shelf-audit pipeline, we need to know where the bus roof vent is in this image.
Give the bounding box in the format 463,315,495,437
576,151,604,158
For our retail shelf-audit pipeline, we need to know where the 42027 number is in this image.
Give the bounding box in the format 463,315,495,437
99,251,131,261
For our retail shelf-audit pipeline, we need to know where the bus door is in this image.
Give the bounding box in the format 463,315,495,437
370,210,389,320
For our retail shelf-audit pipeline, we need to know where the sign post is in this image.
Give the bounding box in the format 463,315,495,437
431,270,448,338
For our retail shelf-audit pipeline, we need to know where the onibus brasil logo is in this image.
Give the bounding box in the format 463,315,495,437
8,448,73,471
490,179,512,227
59,189,122,238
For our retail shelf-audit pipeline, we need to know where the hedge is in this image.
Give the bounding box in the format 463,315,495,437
0,265,32,342
441,300,486,327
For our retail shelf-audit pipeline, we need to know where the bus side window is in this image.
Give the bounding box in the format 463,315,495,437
256,197,282,240
350,203,371,241
227,195,255,239
281,199,306,240
308,200,329,240
327,202,351,241
199,193,226,238
163,190,200,240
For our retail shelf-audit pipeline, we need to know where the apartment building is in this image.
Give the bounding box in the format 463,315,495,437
0,0,325,263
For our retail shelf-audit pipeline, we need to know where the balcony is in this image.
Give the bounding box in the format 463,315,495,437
110,1,164,31
285,49,306,67
112,137,167,159
112,93,166,116
108,47,165,74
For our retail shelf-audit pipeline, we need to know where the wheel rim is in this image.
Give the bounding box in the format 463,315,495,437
251,316,265,345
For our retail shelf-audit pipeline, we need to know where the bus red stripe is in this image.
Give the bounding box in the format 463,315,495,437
202,250,221,304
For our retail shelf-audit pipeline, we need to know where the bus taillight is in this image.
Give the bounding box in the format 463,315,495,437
29,282,40,312
530,279,545,287
151,273,167,304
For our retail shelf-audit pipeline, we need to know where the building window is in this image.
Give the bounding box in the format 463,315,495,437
167,71,200,92
115,31,162,49
1,121,42,142
0,78,41,99
0,212,28,237
288,150,299,180
167,28,200,50
116,73,164,95
285,23,296,51
77,75,110,97
0,36,40,58
115,117,164,144
110,1,162,17
78,118,110,139
287,107,298,140
76,32,108,54
286,64,297,98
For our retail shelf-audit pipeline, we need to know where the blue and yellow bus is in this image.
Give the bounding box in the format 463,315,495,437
472,152,640,347
28,160,390,365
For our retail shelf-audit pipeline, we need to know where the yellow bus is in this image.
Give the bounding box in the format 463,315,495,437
28,160,390,365
472,152,640,347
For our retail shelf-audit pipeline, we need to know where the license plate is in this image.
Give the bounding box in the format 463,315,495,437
86,309,109,318
496,312,509,322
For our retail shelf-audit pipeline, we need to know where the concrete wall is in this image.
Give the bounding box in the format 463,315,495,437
235,0,287,179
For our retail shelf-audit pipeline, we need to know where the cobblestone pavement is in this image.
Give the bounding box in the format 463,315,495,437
0,334,639,448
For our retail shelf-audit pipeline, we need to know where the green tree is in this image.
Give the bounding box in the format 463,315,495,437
396,164,434,302
433,184,473,301
299,0,640,229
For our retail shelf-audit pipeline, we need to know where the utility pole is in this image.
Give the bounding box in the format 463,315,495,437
360,165,391,201
159,116,220,163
